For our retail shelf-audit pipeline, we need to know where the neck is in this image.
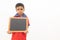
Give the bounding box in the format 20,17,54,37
18,13,23,17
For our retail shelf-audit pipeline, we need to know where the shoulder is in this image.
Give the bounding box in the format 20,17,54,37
23,13,27,17
14,13,18,17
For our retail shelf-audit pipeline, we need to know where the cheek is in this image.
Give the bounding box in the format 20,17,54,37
16,11,19,13
16,10,20,12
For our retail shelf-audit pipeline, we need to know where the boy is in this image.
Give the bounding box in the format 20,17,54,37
8,3,30,40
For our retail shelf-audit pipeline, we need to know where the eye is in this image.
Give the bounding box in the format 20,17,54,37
20,9,23,10
17,8,23,10
17,9,19,10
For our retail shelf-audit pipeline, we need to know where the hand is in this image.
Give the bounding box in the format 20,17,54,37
24,30,28,33
7,31,11,34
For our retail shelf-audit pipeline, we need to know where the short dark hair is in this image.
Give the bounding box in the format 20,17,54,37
15,3,24,8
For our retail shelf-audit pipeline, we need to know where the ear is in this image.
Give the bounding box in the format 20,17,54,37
23,8,25,11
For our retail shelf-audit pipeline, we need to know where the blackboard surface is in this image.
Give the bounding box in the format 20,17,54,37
9,17,28,32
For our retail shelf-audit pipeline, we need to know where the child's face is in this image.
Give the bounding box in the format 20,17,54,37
16,6,24,15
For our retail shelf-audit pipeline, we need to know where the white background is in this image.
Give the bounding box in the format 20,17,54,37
0,0,60,40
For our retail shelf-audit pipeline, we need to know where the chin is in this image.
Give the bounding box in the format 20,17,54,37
18,13,23,15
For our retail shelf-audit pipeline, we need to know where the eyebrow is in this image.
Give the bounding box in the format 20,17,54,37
17,8,23,10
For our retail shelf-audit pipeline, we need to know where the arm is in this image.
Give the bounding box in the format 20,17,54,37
24,17,30,33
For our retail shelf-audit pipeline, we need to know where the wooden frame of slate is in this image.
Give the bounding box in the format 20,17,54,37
8,17,28,32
